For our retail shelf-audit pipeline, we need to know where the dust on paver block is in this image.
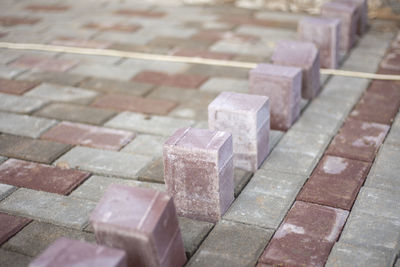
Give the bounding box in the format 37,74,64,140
321,1,358,52
259,201,349,266
271,41,320,99
90,185,186,267
29,237,127,267
208,92,270,172
249,63,301,131
298,17,340,69
163,127,234,222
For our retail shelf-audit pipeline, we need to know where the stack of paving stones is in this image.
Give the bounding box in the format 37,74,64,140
0,0,398,266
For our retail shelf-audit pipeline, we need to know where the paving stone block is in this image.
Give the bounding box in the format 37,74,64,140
0,158,90,195
233,168,253,197
208,92,270,172
306,95,355,120
321,2,358,52
163,73,208,89
3,221,95,257
55,146,152,179
174,49,234,60
25,4,69,12
0,249,32,267
90,185,186,267
0,78,39,95
0,188,96,229
164,127,234,222
10,56,78,72
79,77,154,96
291,109,342,136
41,121,135,151
271,41,320,99
188,220,273,267
320,76,368,102
18,71,86,87
137,157,164,183
178,217,214,258
0,212,31,245
326,242,395,267
92,93,178,115
0,66,23,80
121,134,165,157
120,58,189,75
35,103,116,125
385,113,400,146
0,92,47,114
26,83,99,105
70,175,165,202
327,118,389,162
381,51,400,72
340,210,400,251
199,77,248,93
185,64,249,79
105,112,195,136
51,37,112,48
0,184,16,201
249,63,302,131
0,134,70,164
69,63,141,81
148,86,217,104
0,112,57,138
29,237,127,267
298,17,340,69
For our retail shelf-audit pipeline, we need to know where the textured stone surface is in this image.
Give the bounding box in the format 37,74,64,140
122,134,165,157
79,78,153,96
0,249,32,267
208,92,270,171
0,78,39,95
249,63,302,131
10,56,78,72
69,63,140,81
0,92,47,114
90,185,186,267
178,217,214,257
0,112,57,138
271,41,320,99
55,146,152,179
0,134,71,164
0,188,96,229
29,237,127,267
233,168,253,197
0,184,16,201
41,121,135,151
3,221,95,257
137,157,164,183
326,119,389,162
298,17,340,69
18,71,86,87
0,159,90,195
199,77,248,93
0,212,31,245
164,127,234,222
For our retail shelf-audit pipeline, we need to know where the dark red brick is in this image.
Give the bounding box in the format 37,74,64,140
0,78,39,95
41,121,135,151
368,80,400,101
114,9,165,18
0,32,7,38
0,159,90,195
313,155,371,180
163,73,208,89
173,49,234,60
83,22,140,33
326,118,389,162
25,4,69,12
131,71,169,86
0,213,31,245
380,51,400,72
10,56,78,72
91,93,178,115
51,37,112,49
0,16,40,27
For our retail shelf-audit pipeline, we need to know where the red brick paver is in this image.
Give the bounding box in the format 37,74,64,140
10,56,79,72
25,4,69,12
0,213,31,245
131,71,208,89
114,9,165,18
0,78,40,95
83,23,141,33
0,16,40,27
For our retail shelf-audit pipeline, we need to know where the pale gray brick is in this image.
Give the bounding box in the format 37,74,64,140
69,63,141,81
291,109,342,136
0,92,47,114
235,25,295,40
270,130,284,150
306,95,355,120
178,217,214,257
199,77,248,93
385,112,400,146
120,58,190,74
320,76,369,103
0,66,23,79
0,183,16,201
121,134,166,157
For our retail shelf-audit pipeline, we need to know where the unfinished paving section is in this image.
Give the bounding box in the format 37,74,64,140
0,0,399,266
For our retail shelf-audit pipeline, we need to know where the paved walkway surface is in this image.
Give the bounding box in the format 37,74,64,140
0,0,399,266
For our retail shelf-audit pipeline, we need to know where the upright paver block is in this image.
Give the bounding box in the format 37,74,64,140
271,41,320,99
208,92,270,172
298,17,340,69
321,2,358,52
29,238,127,267
90,185,186,267
337,0,368,35
163,127,234,222
249,63,302,131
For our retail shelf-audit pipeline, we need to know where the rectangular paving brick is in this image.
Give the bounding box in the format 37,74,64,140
173,49,234,60
18,71,85,87
0,78,39,95
91,93,178,115
0,212,31,245
41,121,135,151
380,51,400,72
10,56,78,72
0,16,40,26
0,92,47,114
35,103,116,125
69,63,141,81
0,159,90,195
79,77,154,96
120,58,190,75
114,9,165,18
137,157,164,184
51,37,112,49
132,71,208,89
199,77,248,93
83,22,140,33
0,188,96,229
121,134,165,157
25,4,69,12
0,134,70,164
259,201,348,266
0,249,32,267
0,112,57,138
55,146,152,179
26,83,99,105
178,217,213,258
326,118,390,162
105,111,195,136
0,184,16,201
0,66,23,79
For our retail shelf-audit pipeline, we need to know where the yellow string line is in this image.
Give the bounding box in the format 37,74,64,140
1,42,400,81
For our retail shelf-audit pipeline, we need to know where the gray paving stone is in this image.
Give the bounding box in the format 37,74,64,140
0,112,57,138
352,187,400,220
0,184,16,201
120,58,190,74
385,113,400,146
185,64,249,79
136,157,164,183
342,52,382,73
236,25,296,40
233,168,253,197
340,210,400,252
188,220,273,266
148,86,216,103
3,221,95,257
55,146,152,179
121,134,166,157
0,156,6,164
199,77,248,93
320,76,369,103
0,188,96,229
169,103,209,121
306,95,355,120
395,258,400,267
70,175,165,202
105,112,195,136
269,130,284,150
178,217,214,257
326,242,396,267
69,63,141,81
291,109,342,136
0,249,32,267
0,93,47,114
79,78,154,97
17,71,86,87
25,83,99,105
58,53,121,65
0,66,23,79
